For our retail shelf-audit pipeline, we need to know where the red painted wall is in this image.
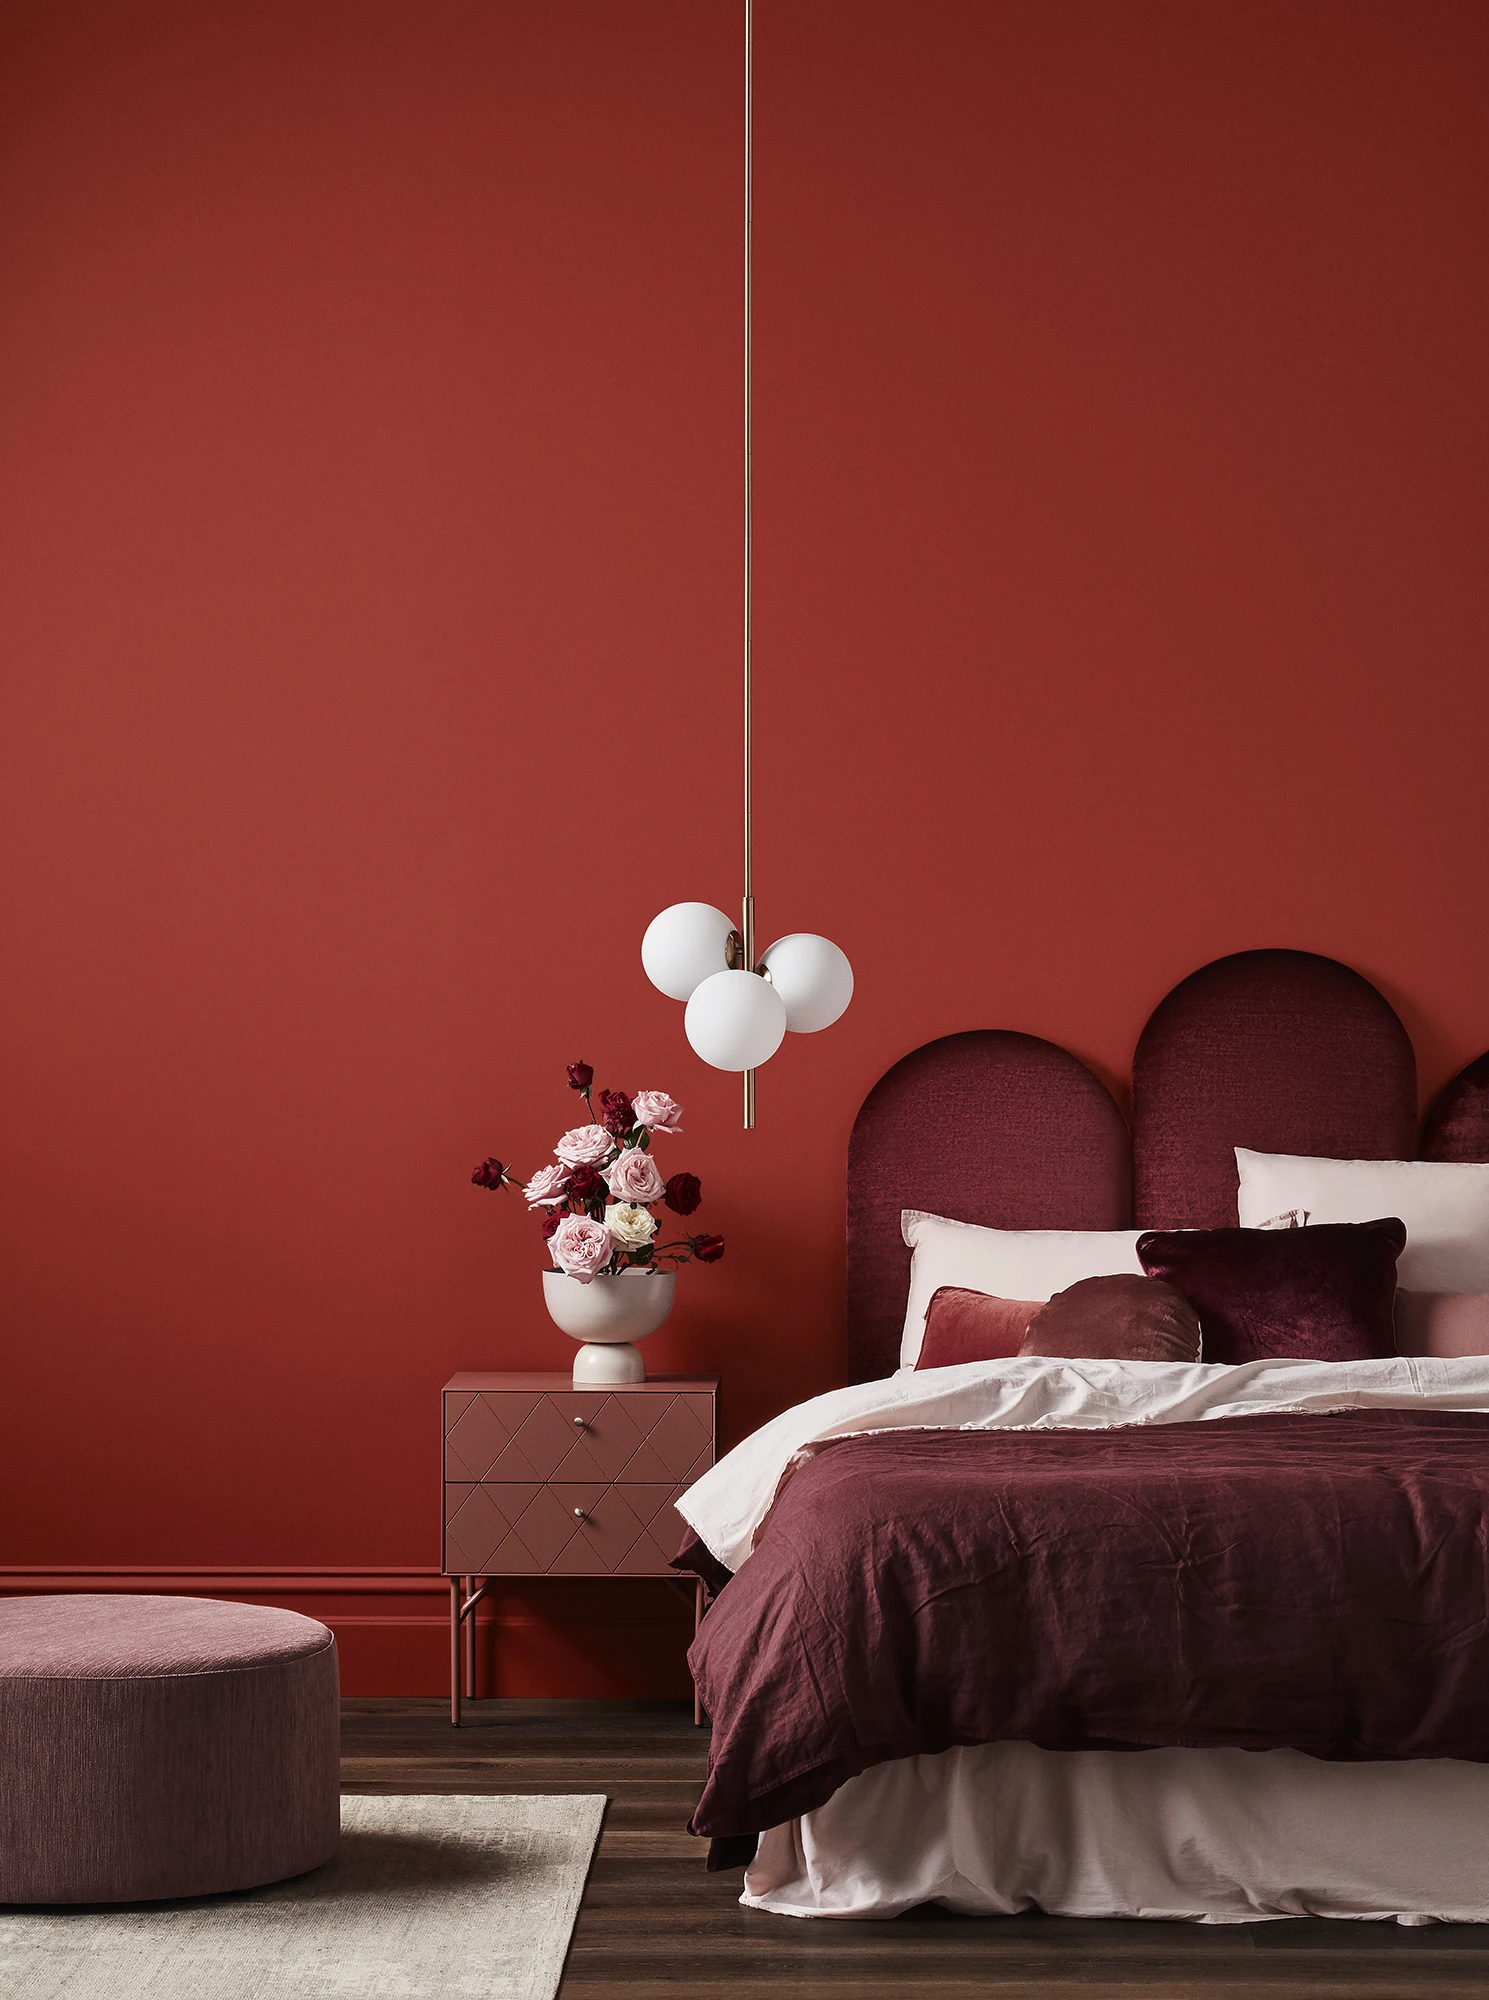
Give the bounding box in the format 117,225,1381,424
3,1,1487,1694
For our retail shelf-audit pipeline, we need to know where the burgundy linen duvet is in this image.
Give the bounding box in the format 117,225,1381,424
677,1412,1489,1853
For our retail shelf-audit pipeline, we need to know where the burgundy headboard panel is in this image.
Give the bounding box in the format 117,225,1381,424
1131,949,1417,1229
846,1030,1131,1384
1422,1053,1489,1162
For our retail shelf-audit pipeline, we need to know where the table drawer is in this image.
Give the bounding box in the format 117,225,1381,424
443,1480,691,1577
443,1389,713,1485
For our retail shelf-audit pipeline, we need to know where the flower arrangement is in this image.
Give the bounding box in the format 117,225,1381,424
471,1063,724,1283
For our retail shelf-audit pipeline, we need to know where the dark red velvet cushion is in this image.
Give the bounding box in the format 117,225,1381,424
1020,1273,1201,1363
1137,1217,1406,1364
916,1287,1039,1369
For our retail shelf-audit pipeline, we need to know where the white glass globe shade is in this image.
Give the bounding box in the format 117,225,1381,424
684,969,787,1071
641,902,735,1002
759,933,854,1033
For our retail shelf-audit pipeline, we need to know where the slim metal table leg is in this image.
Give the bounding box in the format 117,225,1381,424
693,1577,705,1727
449,1577,462,1728
463,1574,477,1702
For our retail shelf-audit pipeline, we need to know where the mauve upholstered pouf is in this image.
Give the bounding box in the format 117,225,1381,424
0,1594,340,1904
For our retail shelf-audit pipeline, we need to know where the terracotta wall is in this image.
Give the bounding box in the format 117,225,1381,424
3,0,1486,1694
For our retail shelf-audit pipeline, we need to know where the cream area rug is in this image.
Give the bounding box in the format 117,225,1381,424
0,1794,606,2000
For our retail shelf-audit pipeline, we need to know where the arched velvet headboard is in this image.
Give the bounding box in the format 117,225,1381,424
1130,950,1418,1228
846,1031,1130,1384
844,954,1489,1381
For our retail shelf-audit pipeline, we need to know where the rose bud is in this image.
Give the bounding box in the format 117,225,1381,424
691,1233,725,1263
566,1163,604,1201
567,1062,594,1092
471,1158,507,1190
664,1172,702,1216
599,1088,635,1138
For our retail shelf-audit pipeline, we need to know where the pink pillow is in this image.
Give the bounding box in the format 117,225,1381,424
1395,1290,1489,1358
915,1287,1040,1369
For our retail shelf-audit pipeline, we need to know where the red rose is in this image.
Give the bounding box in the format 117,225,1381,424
599,1089,635,1138
567,1062,594,1092
664,1172,702,1216
471,1158,507,1190
566,1163,603,1200
539,1209,563,1241
691,1234,725,1263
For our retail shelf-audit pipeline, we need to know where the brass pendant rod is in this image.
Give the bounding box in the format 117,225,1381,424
742,0,756,1131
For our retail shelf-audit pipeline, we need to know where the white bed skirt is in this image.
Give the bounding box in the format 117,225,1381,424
743,1741,1489,1923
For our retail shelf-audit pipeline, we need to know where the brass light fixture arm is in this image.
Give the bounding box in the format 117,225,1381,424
741,0,755,1129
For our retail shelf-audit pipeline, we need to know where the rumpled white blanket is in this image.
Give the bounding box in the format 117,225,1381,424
677,1353,1489,1573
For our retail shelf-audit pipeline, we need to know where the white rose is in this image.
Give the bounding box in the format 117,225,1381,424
606,1202,658,1250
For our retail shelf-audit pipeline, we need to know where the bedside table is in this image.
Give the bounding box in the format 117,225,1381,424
441,1372,719,1726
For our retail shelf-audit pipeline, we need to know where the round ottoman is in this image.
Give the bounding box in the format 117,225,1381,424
0,1594,340,1904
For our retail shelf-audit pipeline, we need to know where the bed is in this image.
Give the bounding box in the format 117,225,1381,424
673,948,1489,1923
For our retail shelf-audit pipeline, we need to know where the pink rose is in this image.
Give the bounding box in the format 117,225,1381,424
554,1124,614,1168
632,1090,683,1133
604,1147,666,1205
522,1163,570,1209
549,1213,613,1282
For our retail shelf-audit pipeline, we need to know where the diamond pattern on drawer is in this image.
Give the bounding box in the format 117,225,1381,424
544,1396,647,1481
611,1485,695,1574
443,1482,691,1576
445,1390,714,1484
444,1394,541,1483
508,1485,609,1569
443,1483,527,1574
538,1392,712,1482
613,1396,713,1482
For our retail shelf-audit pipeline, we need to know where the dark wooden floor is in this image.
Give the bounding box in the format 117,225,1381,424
341,1698,1489,1997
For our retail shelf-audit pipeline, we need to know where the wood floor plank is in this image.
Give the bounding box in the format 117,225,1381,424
339,1699,1489,1996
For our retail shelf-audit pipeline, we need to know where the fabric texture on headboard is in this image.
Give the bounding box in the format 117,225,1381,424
1421,1052,1489,1163
1131,950,1417,1229
846,1030,1130,1384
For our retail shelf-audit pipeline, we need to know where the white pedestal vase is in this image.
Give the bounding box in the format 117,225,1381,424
542,1269,676,1385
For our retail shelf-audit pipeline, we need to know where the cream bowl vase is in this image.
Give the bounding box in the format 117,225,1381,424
542,1269,676,1385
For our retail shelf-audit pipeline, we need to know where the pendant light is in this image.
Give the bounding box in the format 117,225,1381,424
641,0,853,1128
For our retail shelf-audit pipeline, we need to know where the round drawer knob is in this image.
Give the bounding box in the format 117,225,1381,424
573,1507,586,1520
572,1416,586,1428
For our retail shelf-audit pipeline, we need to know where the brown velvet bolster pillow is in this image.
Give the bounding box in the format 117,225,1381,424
1137,1217,1406,1365
916,1286,1040,1368
1019,1273,1202,1363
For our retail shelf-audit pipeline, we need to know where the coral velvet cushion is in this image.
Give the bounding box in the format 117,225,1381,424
915,1287,1039,1368
1395,1291,1489,1358
1137,1217,1406,1365
1019,1273,1202,1363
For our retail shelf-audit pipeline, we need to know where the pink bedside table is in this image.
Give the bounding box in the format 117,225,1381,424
441,1372,719,1726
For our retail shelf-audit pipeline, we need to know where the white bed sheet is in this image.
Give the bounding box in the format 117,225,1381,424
745,1741,1489,1924
679,1352,1489,1571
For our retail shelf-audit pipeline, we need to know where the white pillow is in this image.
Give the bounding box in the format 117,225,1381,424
1235,1149,1489,1292
899,1210,1145,1368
